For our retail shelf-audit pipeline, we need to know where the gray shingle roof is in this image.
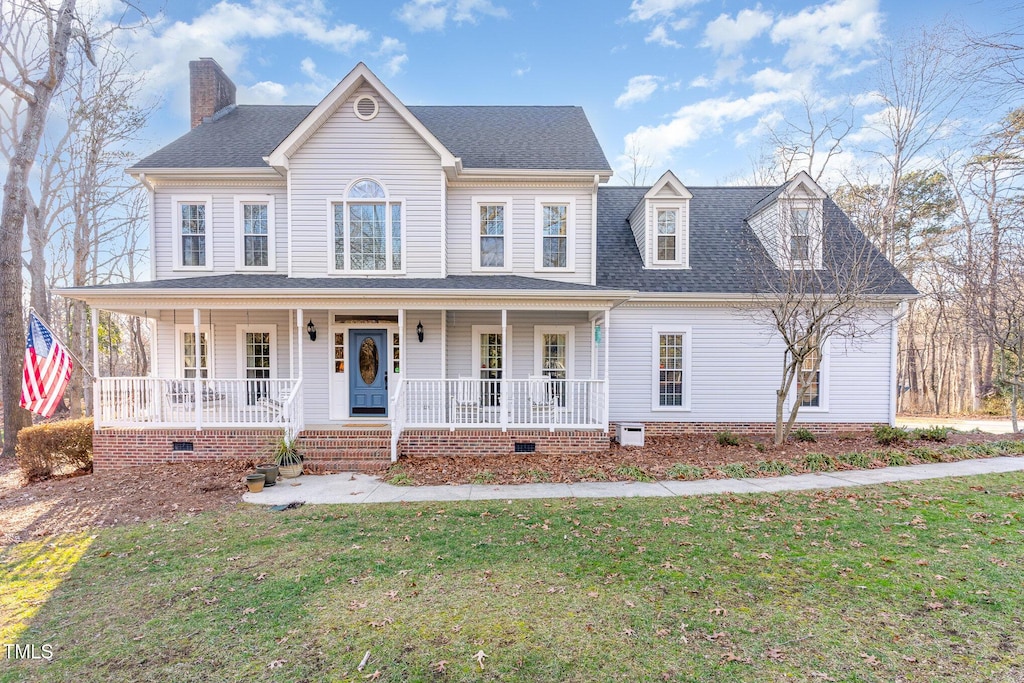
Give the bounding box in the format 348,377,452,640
66,274,622,293
130,104,610,172
131,105,314,169
596,186,917,296
407,106,610,171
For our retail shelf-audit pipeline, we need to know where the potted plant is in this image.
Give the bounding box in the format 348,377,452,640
274,436,303,478
245,472,266,493
256,463,279,486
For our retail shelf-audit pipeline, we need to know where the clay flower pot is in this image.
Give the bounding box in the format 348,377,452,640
245,473,266,493
256,464,279,486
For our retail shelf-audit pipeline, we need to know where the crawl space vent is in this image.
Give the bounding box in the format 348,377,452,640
514,442,536,453
172,441,194,452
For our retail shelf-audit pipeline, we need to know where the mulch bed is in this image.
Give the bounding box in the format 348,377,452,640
386,430,1024,486
0,457,253,545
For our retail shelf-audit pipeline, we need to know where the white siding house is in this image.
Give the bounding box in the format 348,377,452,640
59,60,916,470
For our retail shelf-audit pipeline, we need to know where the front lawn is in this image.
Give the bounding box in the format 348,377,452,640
2,473,1023,681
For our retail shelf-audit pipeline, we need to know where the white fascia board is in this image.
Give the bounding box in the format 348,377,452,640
127,167,285,183
456,167,613,182
627,292,914,304
266,62,458,170
644,169,692,200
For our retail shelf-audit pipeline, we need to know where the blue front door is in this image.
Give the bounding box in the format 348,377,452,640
350,329,388,416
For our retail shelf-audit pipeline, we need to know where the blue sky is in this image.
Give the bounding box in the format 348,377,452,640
117,0,1009,185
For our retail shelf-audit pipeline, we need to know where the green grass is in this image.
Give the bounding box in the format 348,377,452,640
613,464,655,482
666,463,705,480
801,452,837,472
471,470,496,485
575,466,607,481
3,474,1024,682
755,460,794,476
717,462,751,478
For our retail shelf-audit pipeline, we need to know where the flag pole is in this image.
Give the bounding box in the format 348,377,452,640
27,307,95,379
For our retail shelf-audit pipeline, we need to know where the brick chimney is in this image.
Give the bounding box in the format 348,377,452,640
189,58,236,128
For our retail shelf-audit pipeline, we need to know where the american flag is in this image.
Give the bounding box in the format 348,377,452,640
21,312,73,418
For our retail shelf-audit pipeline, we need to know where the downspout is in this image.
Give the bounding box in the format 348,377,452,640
591,174,599,287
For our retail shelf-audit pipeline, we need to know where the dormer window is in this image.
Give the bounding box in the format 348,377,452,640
654,207,683,264
628,170,691,269
789,207,811,262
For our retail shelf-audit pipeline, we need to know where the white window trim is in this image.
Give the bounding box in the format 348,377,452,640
174,324,214,378
235,325,278,379
789,337,830,413
533,325,575,379
534,198,576,272
171,196,213,272
779,199,823,270
650,202,688,267
326,178,407,276
471,325,511,376
234,195,276,272
471,196,513,272
651,326,692,412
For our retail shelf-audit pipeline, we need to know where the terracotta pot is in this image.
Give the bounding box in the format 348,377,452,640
256,464,279,486
245,473,266,493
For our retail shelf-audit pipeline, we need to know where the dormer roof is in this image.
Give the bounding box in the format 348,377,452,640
644,170,693,200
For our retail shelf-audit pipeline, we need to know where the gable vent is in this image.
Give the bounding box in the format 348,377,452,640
353,95,379,121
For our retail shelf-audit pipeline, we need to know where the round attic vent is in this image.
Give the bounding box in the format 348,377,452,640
353,95,379,120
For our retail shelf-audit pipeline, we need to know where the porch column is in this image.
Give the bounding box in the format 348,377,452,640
397,308,405,385
288,310,295,380
440,309,447,378
603,308,610,433
500,309,508,432
296,309,304,379
91,308,100,422
194,308,202,431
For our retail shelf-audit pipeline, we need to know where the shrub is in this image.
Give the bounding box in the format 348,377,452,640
838,451,872,469
386,466,413,486
913,426,949,442
966,443,1001,457
873,424,908,446
717,462,750,478
944,445,971,460
15,418,93,481
523,468,551,483
613,465,654,482
756,460,794,476
793,428,817,443
754,442,767,453
576,466,607,481
802,452,837,472
716,431,741,447
666,463,705,480
471,470,496,485
994,440,1024,455
909,446,943,463
881,450,911,466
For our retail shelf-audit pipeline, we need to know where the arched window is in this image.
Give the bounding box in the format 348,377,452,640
331,178,403,273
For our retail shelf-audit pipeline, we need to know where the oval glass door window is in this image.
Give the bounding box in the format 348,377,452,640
359,337,379,384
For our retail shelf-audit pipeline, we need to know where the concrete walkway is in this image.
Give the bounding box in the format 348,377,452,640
243,456,1024,506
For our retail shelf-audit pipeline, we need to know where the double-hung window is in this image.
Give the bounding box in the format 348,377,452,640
331,179,403,273
535,200,574,271
173,197,212,270
650,203,687,266
176,325,213,379
795,338,828,410
651,327,691,411
790,207,811,263
472,198,512,270
236,196,275,270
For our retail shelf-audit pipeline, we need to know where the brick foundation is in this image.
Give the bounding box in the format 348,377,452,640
93,428,280,471
612,421,877,437
398,429,611,458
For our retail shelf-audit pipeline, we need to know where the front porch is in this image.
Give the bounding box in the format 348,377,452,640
83,289,621,465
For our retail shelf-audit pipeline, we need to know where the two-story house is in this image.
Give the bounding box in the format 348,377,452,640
60,60,915,471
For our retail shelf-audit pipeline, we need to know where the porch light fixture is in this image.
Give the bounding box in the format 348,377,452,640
416,321,424,343
307,319,317,342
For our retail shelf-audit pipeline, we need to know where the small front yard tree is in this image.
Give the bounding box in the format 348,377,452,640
743,177,908,445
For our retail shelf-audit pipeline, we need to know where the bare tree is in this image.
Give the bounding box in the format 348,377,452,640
0,0,93,457
766,92,854,185
985,259,1024,432
617,139,653,186
744,187,905,444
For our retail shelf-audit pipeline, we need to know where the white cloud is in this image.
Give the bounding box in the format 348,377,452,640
129,1,371,111
770,0,883,68
623,90,798,167
703,8,773,55
615,75,662,109
397,0,507,32
747,67,807,92
243,80,288,103
690,75,713,88
377,36,406,55
645,24,681,48
300,57,319,80
628,0,703,22
384,54,409,76
514,66,531,77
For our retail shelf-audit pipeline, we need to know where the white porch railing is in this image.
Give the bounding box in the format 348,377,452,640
94,377,303,434
398,378,606,430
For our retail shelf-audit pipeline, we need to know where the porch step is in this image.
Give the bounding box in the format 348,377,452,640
296,430,392,474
